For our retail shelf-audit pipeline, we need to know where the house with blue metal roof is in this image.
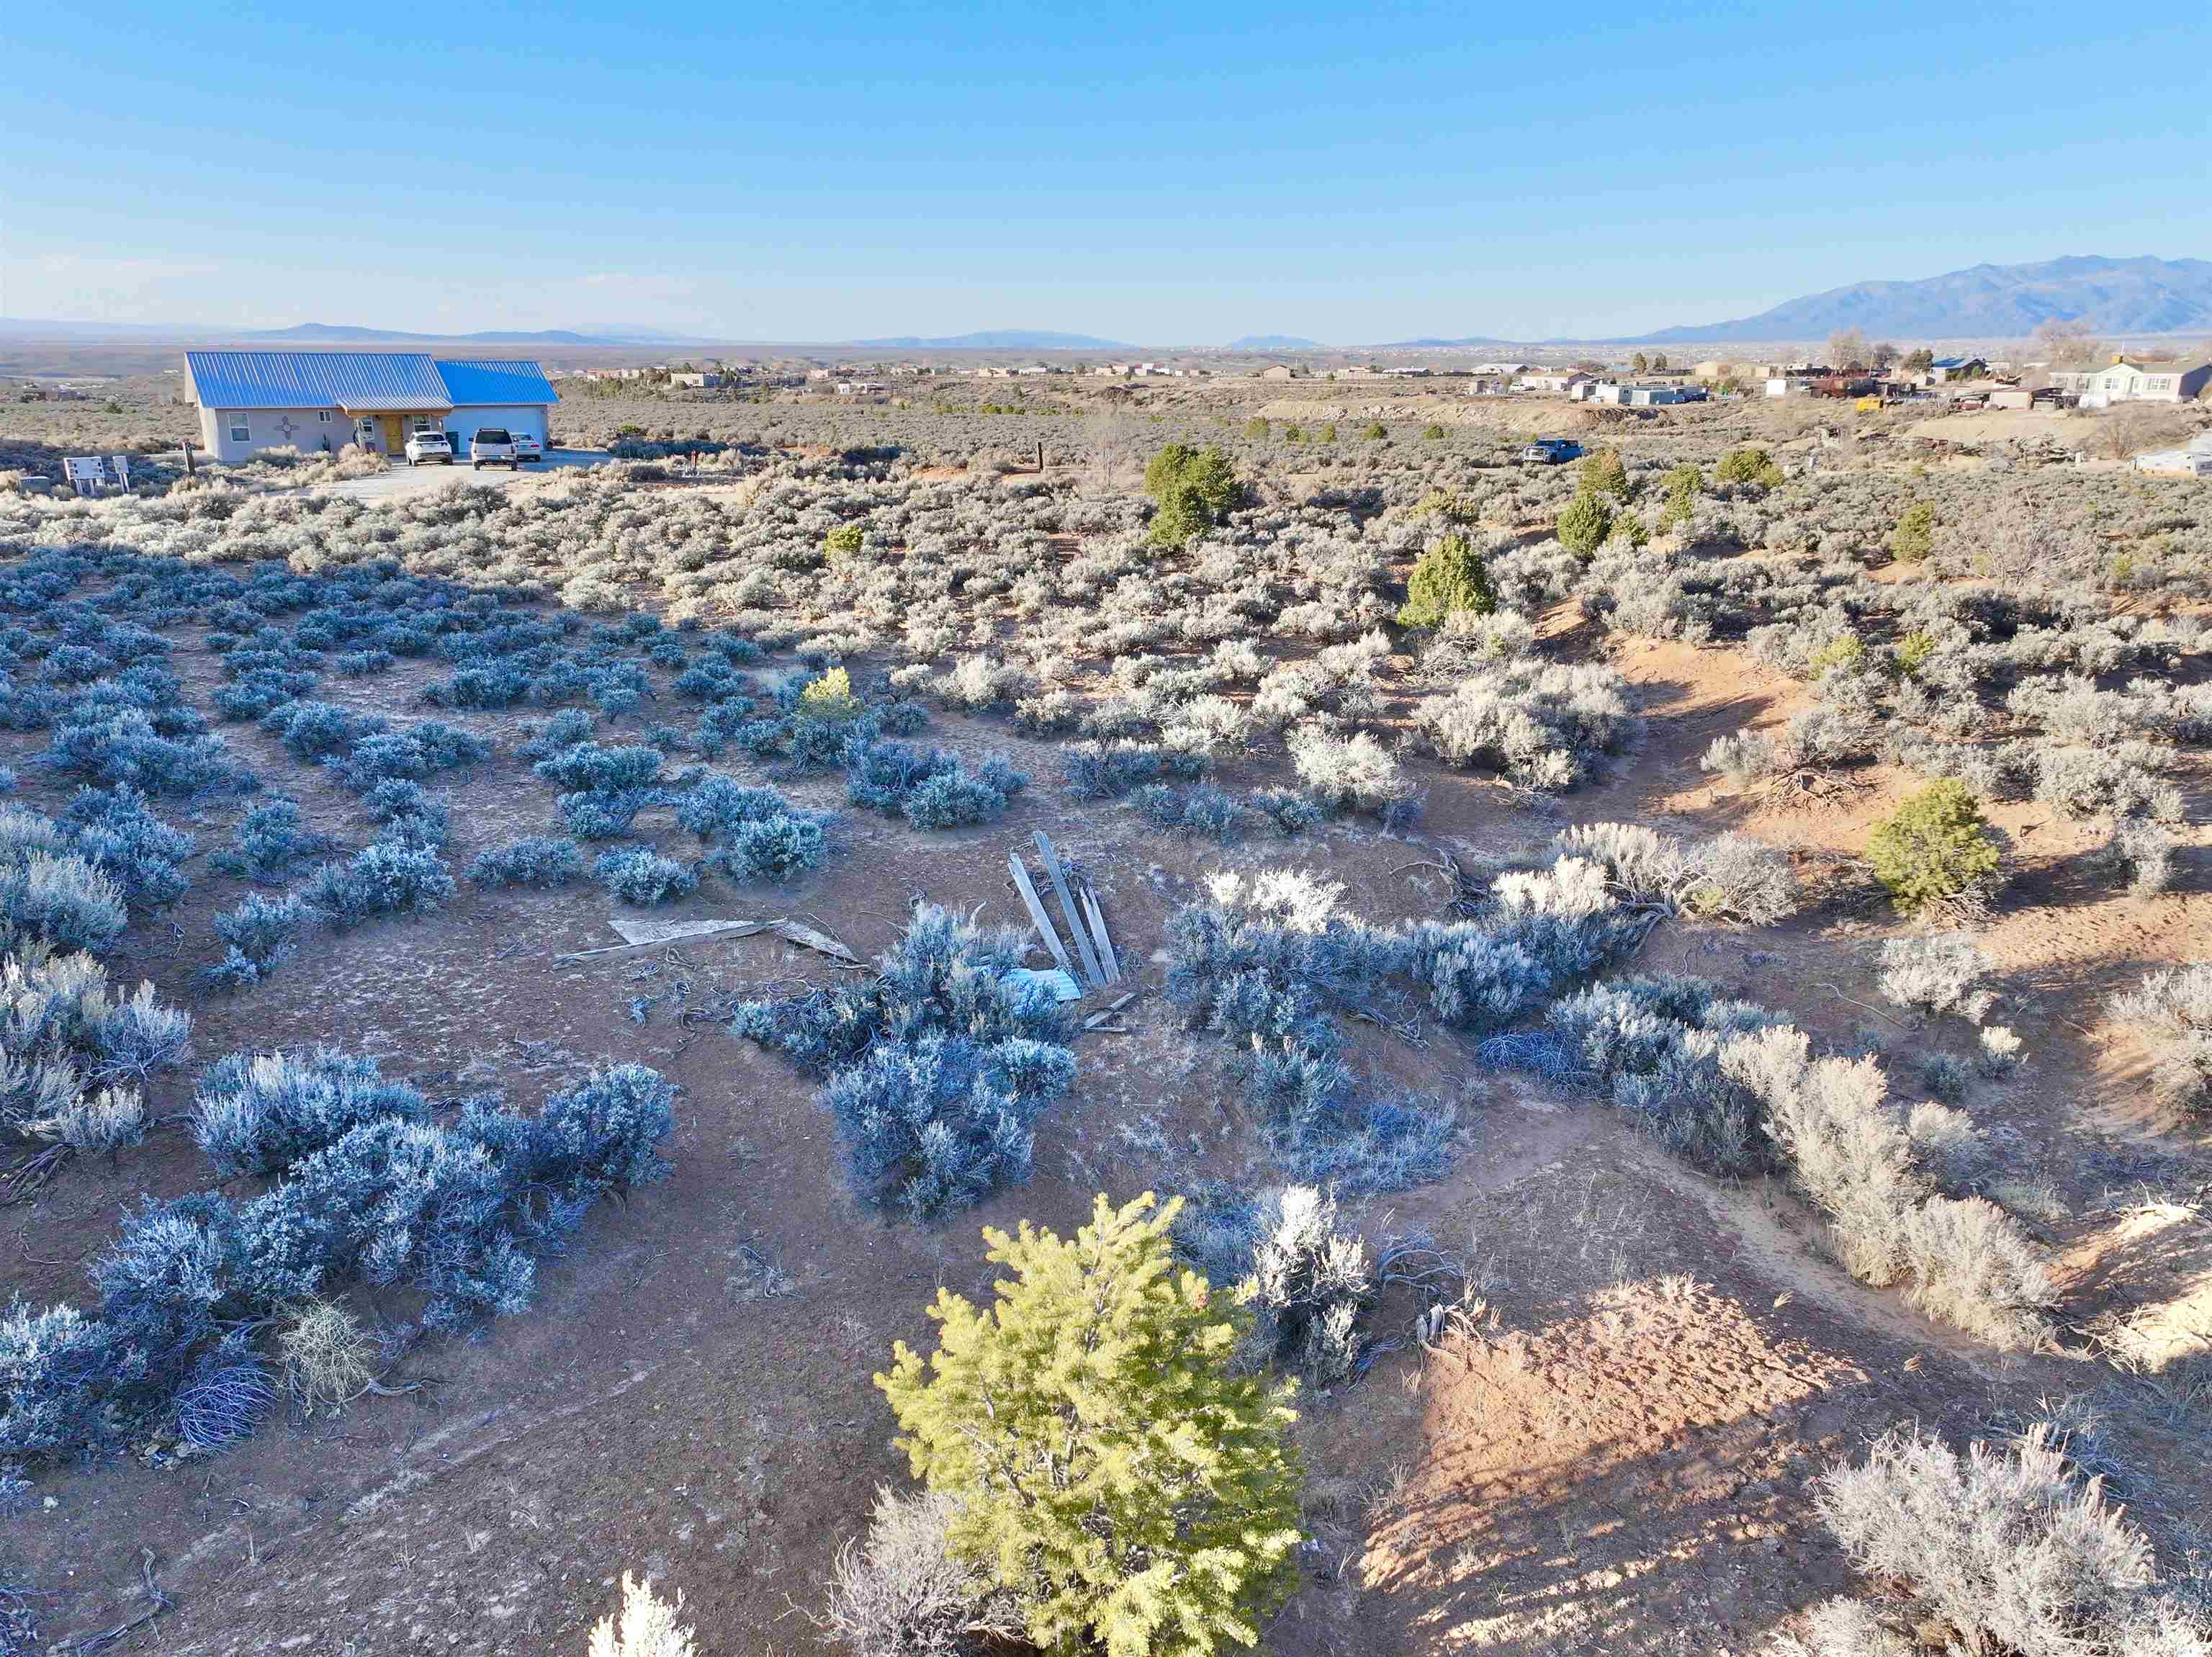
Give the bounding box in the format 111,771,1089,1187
184,351,559,464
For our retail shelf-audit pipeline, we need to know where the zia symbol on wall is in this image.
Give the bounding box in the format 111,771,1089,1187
272,416,300,441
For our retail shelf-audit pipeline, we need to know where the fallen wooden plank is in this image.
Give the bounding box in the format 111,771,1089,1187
1080,886,1120,984
559,916,860,966
1008,853,1077,978
1033,831,1104,988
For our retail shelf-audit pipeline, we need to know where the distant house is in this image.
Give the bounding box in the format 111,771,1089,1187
1259,364,1304,381
2045,359,2212,408
667,372,721,389
184,351,558,463
835,380,886,396
1928,356,1987,383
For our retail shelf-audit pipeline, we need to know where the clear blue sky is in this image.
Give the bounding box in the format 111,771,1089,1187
4,1,2206,343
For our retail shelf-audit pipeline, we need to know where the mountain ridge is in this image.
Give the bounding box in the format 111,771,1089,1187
1627,255,2212,343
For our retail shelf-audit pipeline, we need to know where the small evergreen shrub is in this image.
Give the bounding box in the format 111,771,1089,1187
1717,445,1784,489
877,1193,1304,1657
1867,781,2002,916
1143,443,1241,549
1889,500,1936,563
1397,531,1498,629
1556,490,1614,554
1578,448,1632,499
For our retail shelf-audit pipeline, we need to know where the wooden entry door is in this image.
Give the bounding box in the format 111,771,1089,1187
380,413,406,453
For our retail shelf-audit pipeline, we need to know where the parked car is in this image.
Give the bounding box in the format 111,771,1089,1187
469,428,518,470
1520,439,1582,464
403,431,454,467
511,433,544,464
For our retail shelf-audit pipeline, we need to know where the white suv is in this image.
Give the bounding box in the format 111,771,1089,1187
403,431,454,466
469,428,518,470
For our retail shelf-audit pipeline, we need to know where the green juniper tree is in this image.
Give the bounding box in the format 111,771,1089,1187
877,1193,1305,1657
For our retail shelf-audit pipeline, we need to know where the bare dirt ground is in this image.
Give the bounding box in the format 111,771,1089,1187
8,536,2212,1656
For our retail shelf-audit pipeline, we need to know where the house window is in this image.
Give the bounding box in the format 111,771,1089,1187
318,410,333,423
228,416,250,443
412,416,436,434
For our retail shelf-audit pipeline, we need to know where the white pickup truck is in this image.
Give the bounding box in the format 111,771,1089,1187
469,428,519,470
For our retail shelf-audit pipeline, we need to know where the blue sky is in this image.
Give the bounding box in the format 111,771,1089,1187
4,1,2206,343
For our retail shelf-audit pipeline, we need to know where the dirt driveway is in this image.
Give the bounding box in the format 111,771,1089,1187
324,449,611,503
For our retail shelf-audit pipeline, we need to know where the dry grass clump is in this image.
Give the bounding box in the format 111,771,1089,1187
275,1298,379,1415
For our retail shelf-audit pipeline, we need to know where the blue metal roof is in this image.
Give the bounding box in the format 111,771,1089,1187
186,350,559,411
185,350,454,411
432,358,559,407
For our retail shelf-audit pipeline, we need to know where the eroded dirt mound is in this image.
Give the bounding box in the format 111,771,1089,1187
1361,1277,1863,1653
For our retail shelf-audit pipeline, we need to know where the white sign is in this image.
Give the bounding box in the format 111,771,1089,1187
62,455,132,495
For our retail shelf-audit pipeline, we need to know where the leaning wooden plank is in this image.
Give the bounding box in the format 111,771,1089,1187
1080,887,1120,984
1033,831,1105,988
1008,853,1077,977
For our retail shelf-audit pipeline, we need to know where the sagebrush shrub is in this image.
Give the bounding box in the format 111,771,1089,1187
0,850,127,954
467,836,587,889
1794,1424,2207,1657
301,842,456,927
706,813,826,882
820,1488,1023,1657
1287,727,1416,822
204,892,310,988
588,1574,697,1657
1877,934,1996,1022
2108,964,2212,1109
1412,660,1634,789
594,849,698,906
212,799,336,882
192,1046,430,1177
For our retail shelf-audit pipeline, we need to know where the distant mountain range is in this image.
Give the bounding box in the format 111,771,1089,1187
1376,334,1516,349
850,328,1137,351
242,322,682,346
1226,334,1324,351
1634,256,2212,343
